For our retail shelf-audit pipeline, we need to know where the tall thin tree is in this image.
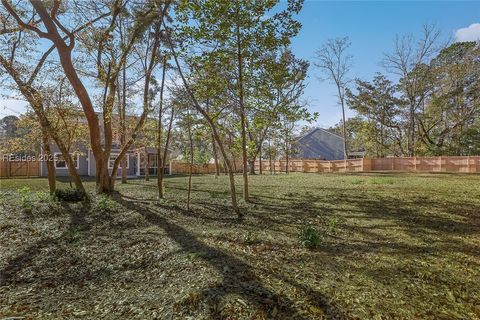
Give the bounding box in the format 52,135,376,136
314,37,352,159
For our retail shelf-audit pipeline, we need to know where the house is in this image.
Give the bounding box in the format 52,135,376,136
294,127,346,160
39,113,169,178
40,144,171,178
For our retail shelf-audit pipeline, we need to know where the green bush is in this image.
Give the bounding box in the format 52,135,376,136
18,186,33,212
298,224,321,249
94,194,116,212
53,188,86,202
35,191,54,203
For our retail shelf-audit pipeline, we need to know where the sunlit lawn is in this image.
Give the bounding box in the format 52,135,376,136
1,172,479,319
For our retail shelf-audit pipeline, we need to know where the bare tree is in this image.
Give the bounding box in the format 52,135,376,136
382,25,442,156
314,37,352,159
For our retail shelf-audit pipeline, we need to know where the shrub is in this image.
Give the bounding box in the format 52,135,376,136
35,191,54,203
18,186,33,213
298,224,321,249
327,217,339,233
243,231,254,244
54,188,86,202
94,194,116,212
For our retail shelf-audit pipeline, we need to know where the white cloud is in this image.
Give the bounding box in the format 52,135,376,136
455,23,480,42
0,99,28,117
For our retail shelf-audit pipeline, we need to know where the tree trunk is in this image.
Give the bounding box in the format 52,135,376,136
120,61,128,184
269,151,273,175
96,159,113,193
212,135,220,178
42,131,56,194
338,87,348,160
285,133,289,174
235,6,249,202
259,144,263,175
187,112,193,211
157,56,167,199
286,153,289,174
223,159,228,175
248,159,255,175
409,104,416,157
157,150,164,196
159,108,175,196
144,150,150,182
157,55,170,199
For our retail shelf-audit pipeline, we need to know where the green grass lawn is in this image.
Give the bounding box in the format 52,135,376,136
1,173,479,319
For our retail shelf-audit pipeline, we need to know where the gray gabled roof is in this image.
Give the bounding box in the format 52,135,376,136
294,127,345,160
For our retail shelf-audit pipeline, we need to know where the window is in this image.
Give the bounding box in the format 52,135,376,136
149,154,158,168
54,153,79,169
109,154,129,169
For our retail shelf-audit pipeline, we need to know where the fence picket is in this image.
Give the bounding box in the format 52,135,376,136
169,156,480,175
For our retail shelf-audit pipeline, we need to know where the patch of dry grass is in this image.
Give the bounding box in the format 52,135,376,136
0,173,479,319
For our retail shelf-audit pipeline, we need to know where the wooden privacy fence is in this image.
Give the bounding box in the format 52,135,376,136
255,156,480,173
170,160,244,175
0,160,41,178
171,156,480,174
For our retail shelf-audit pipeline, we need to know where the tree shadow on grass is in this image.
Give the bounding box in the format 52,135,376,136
248,188,480,260
113,194,345,319
0,200,92,286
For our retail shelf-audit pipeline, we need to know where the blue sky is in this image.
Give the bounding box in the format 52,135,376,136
1,1,480,127
284,0,480,128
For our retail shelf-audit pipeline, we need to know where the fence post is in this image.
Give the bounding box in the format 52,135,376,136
27,161,30,178
391,158,395,171
467,156,471,173
414,157,417,172
438,156,442,172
